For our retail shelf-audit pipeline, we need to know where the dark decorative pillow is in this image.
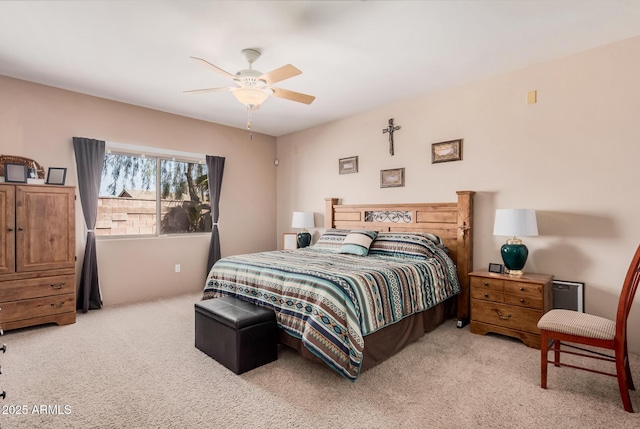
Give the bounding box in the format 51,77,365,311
312,229,351,252
338,230,378,256
369,232,443,259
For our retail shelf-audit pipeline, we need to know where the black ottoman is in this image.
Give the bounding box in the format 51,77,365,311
195,296,277,374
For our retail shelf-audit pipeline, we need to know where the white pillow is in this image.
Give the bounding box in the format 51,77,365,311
338,230,378,256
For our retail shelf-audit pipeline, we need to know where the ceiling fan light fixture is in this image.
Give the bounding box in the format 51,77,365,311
186,49,314,137
232,87,271,108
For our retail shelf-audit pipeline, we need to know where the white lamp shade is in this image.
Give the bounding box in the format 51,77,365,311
493,209,538,237
292,211,314,229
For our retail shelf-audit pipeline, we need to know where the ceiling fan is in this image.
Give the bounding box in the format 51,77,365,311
185,48,315,113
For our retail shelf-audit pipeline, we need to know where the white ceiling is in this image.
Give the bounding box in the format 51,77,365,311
2,1,640,137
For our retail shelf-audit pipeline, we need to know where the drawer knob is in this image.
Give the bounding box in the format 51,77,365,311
50,302,66,309
497,311,511,320
7,227,13,232
520,287,525,291
51,283,63,289
520,299,525,303
483,281,489,286
0,343,5,353
484,293,489,298
0,390,5,400
18,227,23,231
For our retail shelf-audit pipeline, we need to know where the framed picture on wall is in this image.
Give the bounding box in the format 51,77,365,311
339,156,358,174
431,139,463,163
380,168,405,188
282,233,298,250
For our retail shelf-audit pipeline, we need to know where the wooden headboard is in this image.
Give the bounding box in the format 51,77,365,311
324,190,475,323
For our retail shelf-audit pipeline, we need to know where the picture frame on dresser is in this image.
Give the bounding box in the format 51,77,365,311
282,233,298,250
45,167,67,185
4,163,28,183
488,263,504,274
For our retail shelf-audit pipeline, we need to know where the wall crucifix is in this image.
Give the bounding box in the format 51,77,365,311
382,118,401,156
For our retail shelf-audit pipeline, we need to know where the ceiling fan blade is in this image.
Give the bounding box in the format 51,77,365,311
190,56,237,81
183,87,233,94
259,64,301,85
271,87,316,104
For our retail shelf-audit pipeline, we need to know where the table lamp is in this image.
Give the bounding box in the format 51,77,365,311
493,209,538,276
292,211,314,248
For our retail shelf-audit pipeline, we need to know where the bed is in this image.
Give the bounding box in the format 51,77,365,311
202,191,475,380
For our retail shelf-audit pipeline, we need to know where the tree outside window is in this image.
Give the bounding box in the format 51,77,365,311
97,152,211,237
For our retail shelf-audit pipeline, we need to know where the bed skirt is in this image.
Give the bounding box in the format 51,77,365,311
278,296,455,373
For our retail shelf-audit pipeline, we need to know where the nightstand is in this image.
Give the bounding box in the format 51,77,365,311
469,271,553,349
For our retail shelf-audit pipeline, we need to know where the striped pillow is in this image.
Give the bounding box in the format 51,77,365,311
369,232,442,259
312,229,351,252
338,230,378,256
414,232,444,247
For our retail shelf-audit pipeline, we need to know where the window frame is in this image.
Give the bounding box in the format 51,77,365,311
97,142,209,240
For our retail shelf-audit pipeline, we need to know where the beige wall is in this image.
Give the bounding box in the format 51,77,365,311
3,36,639,351
1,75,277,306
276,36,640,352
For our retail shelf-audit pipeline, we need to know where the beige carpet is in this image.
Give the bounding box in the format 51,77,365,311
1,293,639,429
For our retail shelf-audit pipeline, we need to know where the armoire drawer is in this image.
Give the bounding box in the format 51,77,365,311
0,275,75,302
0,293,75,323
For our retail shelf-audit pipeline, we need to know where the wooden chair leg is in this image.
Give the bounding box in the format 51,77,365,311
616,349,634,413
540,330,548,389
626,360,635,391
624,341,635,390
552,337,561,367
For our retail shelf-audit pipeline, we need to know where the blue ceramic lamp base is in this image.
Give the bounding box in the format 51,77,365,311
500,241,529,276
297,231,311,248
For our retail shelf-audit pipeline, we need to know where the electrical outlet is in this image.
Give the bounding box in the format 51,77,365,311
175,264,180,273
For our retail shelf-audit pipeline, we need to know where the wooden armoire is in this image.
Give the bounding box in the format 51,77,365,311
0,184,76,330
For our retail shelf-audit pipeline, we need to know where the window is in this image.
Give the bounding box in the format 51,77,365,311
97,146,210,237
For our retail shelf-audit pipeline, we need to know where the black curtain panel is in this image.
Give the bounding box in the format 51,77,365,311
206,155,225,275
73,137,105,312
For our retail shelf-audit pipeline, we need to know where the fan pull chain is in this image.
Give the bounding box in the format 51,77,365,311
247,108,253,140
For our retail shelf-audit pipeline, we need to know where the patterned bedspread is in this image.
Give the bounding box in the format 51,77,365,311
202,245,460,381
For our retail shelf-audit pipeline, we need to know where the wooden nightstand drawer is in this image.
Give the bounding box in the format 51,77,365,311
504,281,543,298
471,287,504,303
504,293,543,309
470,276,504,291
471,300,542,334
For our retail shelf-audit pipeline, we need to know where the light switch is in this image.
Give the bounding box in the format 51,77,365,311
527,90,537,104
